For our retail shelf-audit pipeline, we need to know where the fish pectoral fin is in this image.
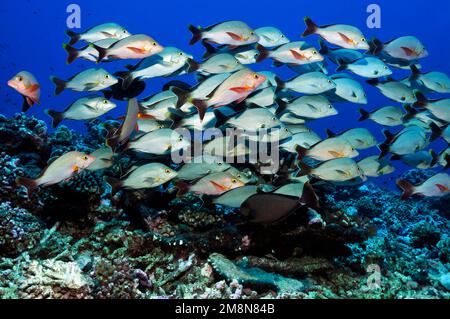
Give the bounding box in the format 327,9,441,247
144,177,157,184
226,32,244,41
289,49,307,60
27,83,40,92
101,31,115,38
209,180,228,192
306,103,319,111
72,165,79,173
229,86,252,94
335,169,349,176
338,32,355,45
82,103,98,111
328,150,344,158
436,183,449,192
84,82,99,90
127,47,147,54
400,46,416,56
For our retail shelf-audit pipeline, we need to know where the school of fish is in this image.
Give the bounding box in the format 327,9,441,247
8,18,449,223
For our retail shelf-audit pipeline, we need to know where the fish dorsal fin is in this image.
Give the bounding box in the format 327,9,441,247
326,129,337,138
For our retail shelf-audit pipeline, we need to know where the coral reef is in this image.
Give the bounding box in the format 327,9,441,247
0,113,448,299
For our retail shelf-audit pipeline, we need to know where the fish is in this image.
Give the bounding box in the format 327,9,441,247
172,68,266,120
65,23,130,45
245,87,276,108
285,124,314,134
188,53,244,75
379,125,429,158
87,146,115,171
214,107,282,131
106,98,139,151
337,57,392,78
288,61,329,75
318,39,364,64
212,185,259,208
202,42,260,65
136,119,171,134
276,72,336,94
442,125,450,144
302,17,369,50
50,68,118,95
357,156,395,177
326,74,367,104
177,155,231,181
280,131,322,153
203,134,251,158
45,95,116,128
298,158,365,182
413,92,450,123
438,148,450,169
366,78,416,103
104,163,177,196
240,182,319,224
369,36,428,60
138,89,190,121
7,71,40,112
296,137,359,161
396,173,450,200
92,34,164,63
409,65,450,94
126,128,190,155
188,21,259,47
391,150,439,169
255,27,289,48
244,125,293,144
16,151,95,195
177,171,246,196
358,106,404,126
63,38,119,64
326,128,377,150
403,107,446,131
116,47,192,89
276,95,337,120
258,41,324,65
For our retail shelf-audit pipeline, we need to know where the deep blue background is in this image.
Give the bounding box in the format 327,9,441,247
0,0,448,188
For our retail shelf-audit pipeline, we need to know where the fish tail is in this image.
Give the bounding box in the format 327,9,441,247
358,108,370,122
175,181,190,197
191,99,208,121
50,76,67,96
296,160,313,177
318,38,329,55
429,122,442,142
188,24,203,45
255,45,270,62
336,59,348,71
402,104,418,121
106,134,121,152
300,182,320,212
410,64,421,80
44,109,64,128
444,154,450,169
368,37,383,55
213,109,228,128
430,149,439,167
274,98,288,115
366,78,380,87
22,96,33,112
201,40,217,59
62,43,79,64
16,177,38,197
170,86,191,108
186,59,200,73
378,130,394,158
274,76,285,92
115,71,134,90
91,44,108,63
104,176,123,196
413,90,428,108
302,17,318,37
295,145,309,161
66,29,81,45
396,179,415,200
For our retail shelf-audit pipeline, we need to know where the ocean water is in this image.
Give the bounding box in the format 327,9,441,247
0,0,449,301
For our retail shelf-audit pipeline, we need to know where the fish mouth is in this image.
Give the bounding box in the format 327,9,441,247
7,80,17,89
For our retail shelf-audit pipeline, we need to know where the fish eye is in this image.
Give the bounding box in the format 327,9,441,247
329,104,333,108
152,42,157,46
123,30,128,34
253,74,259,79
17,76,23,82
165,169,171,174
82,155,89,161
105,74,110,79
218,163,223,166
250,32,255,35
231,179,238,183
178,136,183,142
312,50,317,55
361,38,366,42
281,35,285,38
384,66,388,70
103,100,108,104
328,80,332,83
284,128,289,132
178,52,183,56
401,96,406,101
271,116,277,121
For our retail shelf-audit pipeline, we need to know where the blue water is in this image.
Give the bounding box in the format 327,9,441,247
0,0,448,188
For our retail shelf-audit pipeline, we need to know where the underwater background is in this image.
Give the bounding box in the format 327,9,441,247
0,0,449,299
